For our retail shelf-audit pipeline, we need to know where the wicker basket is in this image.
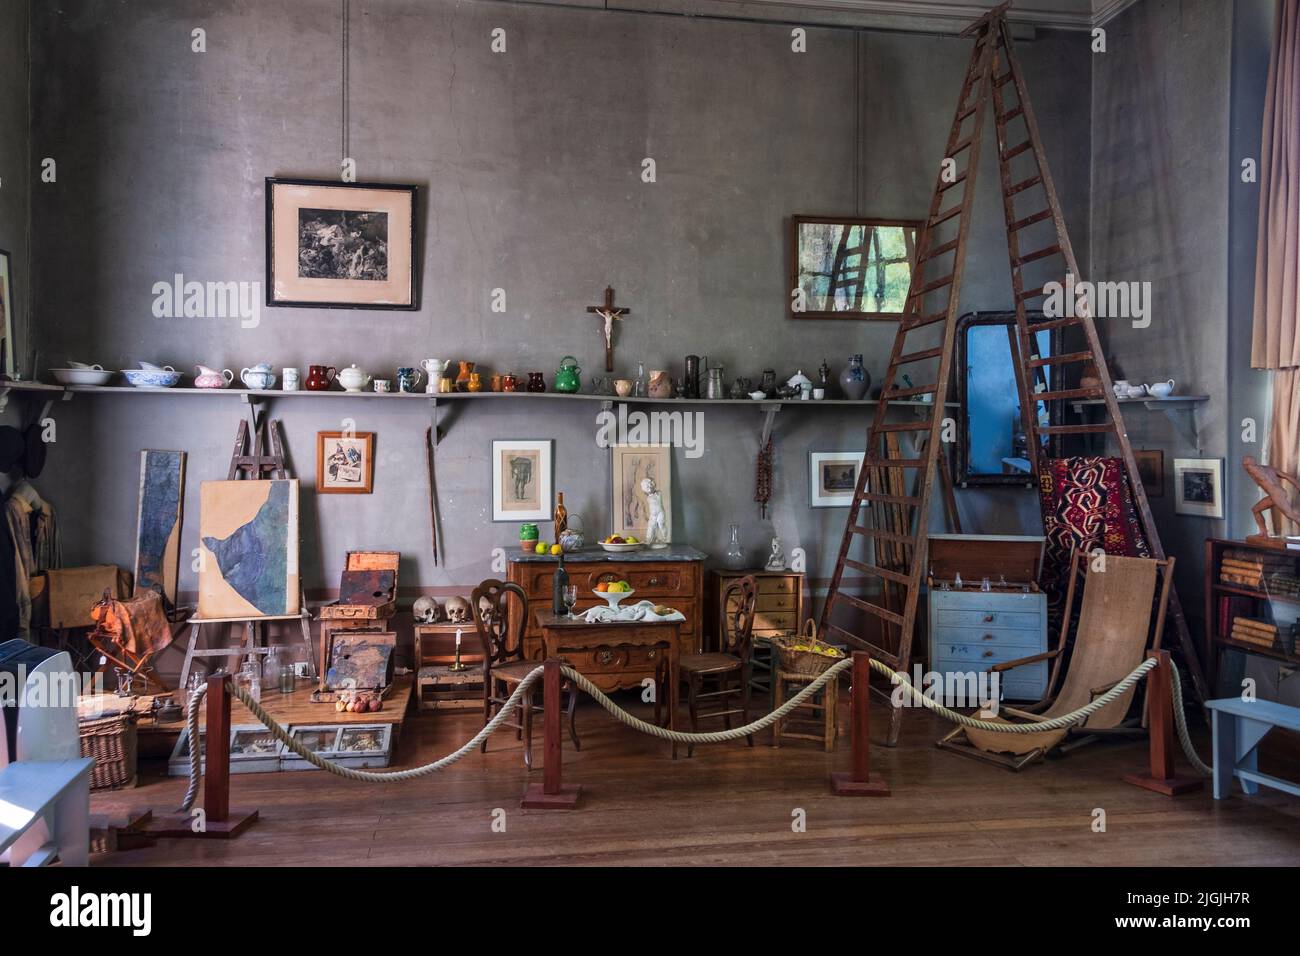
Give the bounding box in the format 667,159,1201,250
771,619,845,677
78,712,138,791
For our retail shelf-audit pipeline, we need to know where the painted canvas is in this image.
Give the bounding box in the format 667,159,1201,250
790,217,920,319
134,450,186,606
611,444,672,540
198,479,300,619
809,451,864,507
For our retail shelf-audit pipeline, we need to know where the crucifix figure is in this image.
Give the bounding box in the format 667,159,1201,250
586,286,631,372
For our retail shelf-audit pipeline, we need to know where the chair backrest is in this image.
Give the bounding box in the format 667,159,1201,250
16,650,82,766
1042,551,1172,727
471,579,529,669
721,575,758,661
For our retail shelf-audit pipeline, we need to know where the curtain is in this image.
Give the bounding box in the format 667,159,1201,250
1252,0,1300,534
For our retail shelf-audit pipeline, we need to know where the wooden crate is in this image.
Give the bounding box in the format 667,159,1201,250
318,550,400,620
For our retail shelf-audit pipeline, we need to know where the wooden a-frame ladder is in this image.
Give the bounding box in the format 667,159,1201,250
817,2,1208,745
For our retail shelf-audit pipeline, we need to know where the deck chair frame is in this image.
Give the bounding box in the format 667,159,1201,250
86,588,183,694
937,549,1175,771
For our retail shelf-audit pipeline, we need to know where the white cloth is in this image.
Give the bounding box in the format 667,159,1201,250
583,600,685,624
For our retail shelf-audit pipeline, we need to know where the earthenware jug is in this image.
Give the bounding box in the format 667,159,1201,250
240,363,277,390
468,372,484,392
455,361,475,390
648,369,673,399
527,371,546,393
839,354,870,400
339,364,371,392
397,367,423,393
305,365,336,391
194,365,234,389
554,356,582,394
501,374,518,392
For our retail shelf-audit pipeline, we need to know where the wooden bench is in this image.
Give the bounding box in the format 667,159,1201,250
1206,697,1300,800
0,758,93,866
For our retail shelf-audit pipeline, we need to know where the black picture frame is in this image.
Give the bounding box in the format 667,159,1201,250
789,215,922,320
265,177,419,310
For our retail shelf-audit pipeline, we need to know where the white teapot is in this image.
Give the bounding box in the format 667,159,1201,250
421,359,449,393
338,364,372,393
1145,379,1175,399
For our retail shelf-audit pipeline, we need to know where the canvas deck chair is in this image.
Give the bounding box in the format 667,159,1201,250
938,551,1175,771
87,588,179,694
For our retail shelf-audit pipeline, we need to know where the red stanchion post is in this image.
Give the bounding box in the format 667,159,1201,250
1123,649,1203,796
521,658,581,809
830,651,890,796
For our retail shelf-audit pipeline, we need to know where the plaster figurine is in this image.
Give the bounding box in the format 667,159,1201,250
642,476,669,548
1243,455,1300,541
765,535,787,571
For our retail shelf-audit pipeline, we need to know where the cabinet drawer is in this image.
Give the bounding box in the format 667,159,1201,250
930,624,1042,649
728,591,799,613
933,607,1041,631
559,644,669,674
930,590,1045,612
754,611,797,632
514,564,691,598
931,659,1047,703
758,577,798,595
933,640,1037,665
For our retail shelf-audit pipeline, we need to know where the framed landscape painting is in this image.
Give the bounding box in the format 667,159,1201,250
491,439,553,522
1173,458,1224,518
266,178,418,309
790,216,920,319
809,451,864,507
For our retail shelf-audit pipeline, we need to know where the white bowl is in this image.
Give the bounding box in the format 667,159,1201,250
599,541,645,553
594,588,636,608
121,367,182,388
49,367,114,386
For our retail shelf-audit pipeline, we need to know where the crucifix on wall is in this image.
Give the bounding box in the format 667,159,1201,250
586,286,631,372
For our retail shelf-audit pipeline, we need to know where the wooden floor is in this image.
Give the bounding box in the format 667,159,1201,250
90,693,1300,866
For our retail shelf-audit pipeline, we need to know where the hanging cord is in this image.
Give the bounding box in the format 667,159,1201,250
340,0,350,163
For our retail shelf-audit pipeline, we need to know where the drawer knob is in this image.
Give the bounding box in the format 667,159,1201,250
596,649,618,665
983,650,994,658
983,613,995,623
648,577,660,586
982,633,995,641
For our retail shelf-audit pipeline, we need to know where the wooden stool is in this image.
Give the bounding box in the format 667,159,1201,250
772,669,838,751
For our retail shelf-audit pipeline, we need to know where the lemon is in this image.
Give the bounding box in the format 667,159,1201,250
550,544,562,555
534,542,547,554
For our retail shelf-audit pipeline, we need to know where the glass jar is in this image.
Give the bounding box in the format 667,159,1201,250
279,663,296,694
263,645,281,684
724,524,747,570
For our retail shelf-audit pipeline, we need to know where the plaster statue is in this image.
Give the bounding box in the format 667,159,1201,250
642,476,669,548
765,535,786,571
1243,455,1300,541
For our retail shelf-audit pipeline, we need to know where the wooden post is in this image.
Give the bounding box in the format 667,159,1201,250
521,658,581,809
830,652,890,796
1123,650,1203,796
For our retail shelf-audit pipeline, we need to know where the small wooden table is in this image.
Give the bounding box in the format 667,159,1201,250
534,611,682,759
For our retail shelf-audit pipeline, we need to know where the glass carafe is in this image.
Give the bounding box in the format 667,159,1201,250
724,524,746,570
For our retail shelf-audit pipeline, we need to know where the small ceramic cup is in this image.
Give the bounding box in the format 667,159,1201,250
373,379,391,393
813,388,826,400
614,379,634,397
282,368,300,391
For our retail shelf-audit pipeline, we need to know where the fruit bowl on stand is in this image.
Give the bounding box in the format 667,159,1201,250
594,586,636,609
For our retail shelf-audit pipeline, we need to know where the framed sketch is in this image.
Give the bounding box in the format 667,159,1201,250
809,451,865,507
1134,449,1164,499
317,431,375,494
266,178,418,309
791,216,921,319
0,248,14,376
1173,458,1223,518
491,439,553,522
610,444,672,540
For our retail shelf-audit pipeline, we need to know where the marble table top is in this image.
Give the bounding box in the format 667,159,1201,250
510,545,707,563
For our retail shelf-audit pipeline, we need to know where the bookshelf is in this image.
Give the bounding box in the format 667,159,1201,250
1205,538,1300,688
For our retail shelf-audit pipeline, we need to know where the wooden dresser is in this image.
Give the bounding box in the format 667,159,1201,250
507,546,706,659
707,570,804,652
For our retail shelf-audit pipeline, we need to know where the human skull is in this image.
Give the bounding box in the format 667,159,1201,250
444,595,471,624
412,596,442,624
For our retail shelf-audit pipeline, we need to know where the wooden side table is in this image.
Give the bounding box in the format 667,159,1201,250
417,664,484,712
771,669,838,751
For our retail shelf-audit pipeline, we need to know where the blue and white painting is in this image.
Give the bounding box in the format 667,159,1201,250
134,449,186,605
198,479,300,619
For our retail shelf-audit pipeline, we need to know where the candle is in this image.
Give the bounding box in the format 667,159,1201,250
455,629,462,648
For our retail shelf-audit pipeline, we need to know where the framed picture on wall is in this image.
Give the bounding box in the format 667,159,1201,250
610,444,672,541
491,439,553,522
0,248,15,377
317,431,375,494
1134,449,1164,499
809,451,865,507
790,216,921,319
1173,457,1223,517
266,178,418,309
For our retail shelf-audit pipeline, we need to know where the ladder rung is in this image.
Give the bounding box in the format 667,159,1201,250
896,346,944,365
1017,285,1048,302
860,457,927,469
821,624,901,668
908,275,954,298
920,238,959,261
958,103,978,121
1035,423,1116,435
902,309,950,330
1032,386,1104,402
995,71,1014,87
1014,244,1061,266
1000,105,1024,123
1008,174,1042,195
882,383,937,399
1011,209,1053,232
1001,140,1033,162
930,204,963,227
873,420,933,433
831,592,905,627
857,492,924,507
950,135,974,155
1028,350,1093,369
940,172,969,193
844,559,914,586
1026,314,1085,333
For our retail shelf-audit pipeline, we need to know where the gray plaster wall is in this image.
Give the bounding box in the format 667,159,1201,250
0,0,28,377
26,0,1094,627
1089,0,1233,619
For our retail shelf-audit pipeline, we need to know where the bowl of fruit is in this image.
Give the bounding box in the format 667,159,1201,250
600,534,643,553
594,579,636,608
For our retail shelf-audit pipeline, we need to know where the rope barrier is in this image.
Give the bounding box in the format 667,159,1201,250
179,650,1211,808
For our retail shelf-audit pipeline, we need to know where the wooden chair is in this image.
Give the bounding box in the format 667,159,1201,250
473,580,579,769
939,550,1176,770
678,574,758,757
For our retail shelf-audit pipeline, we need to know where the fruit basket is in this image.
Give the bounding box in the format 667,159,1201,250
593,583,636,608
770,620,845,677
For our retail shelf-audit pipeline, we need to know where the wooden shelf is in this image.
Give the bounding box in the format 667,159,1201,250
1212,637,1298,666
1213,582,1300,608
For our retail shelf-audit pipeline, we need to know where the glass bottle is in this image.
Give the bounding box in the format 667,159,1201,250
724,524,746,570
263,645,281,685
279,663,296,694
553,492,568,540
634,362,647,397
552,550,570,615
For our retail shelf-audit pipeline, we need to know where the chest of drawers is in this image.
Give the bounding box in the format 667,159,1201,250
927,589,1047,702
707,570,804,651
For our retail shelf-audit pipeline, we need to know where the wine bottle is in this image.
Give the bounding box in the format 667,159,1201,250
552,551,569,615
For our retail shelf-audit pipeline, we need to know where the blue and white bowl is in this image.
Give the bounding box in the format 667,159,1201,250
121,366,182,388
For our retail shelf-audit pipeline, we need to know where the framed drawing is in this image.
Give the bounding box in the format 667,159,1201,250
266,178,418,309
809,451,865,507
198,479,300,619
610,444,672,540
1134,449,1164,499
790,216,921,319
491,439,553,522
1173,458,1223,518
0,248,14,376
134,449,186,607
317,431,375,494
